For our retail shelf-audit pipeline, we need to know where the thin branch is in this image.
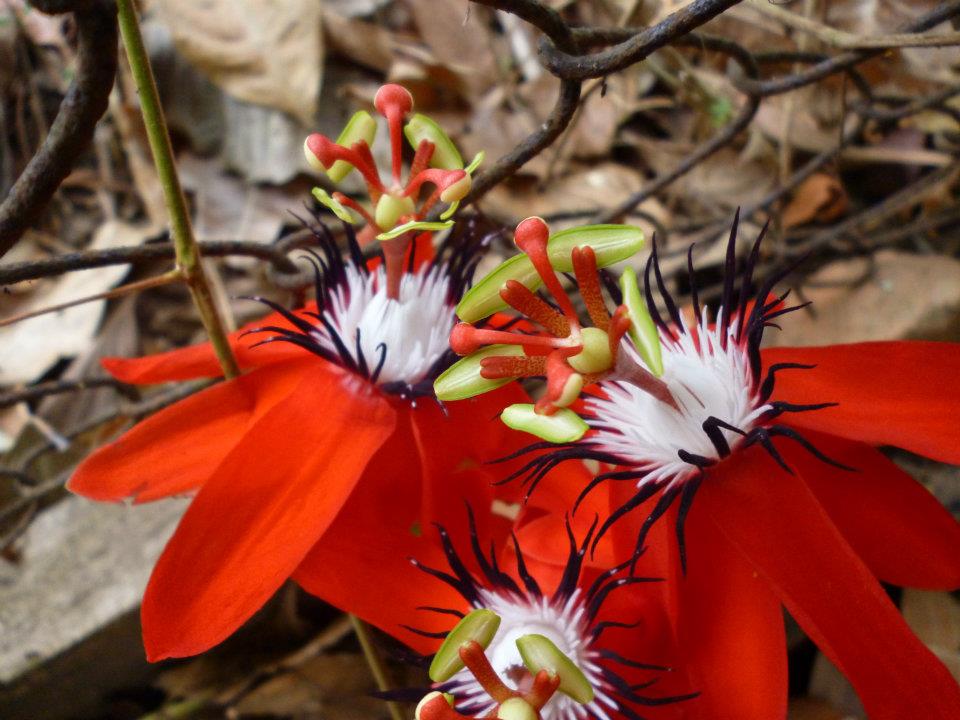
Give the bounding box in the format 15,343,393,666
116,0,239,378
0,378,136,410
745,0,960,50
540,0,744,80
0,0,118,257
0,269,183,327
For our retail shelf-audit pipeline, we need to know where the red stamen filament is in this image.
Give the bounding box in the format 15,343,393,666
382,233,412,301
451,324,572,356
332,192,378,229
480,355,548,379
409,140,436,181
514,219,578,321
460,641,515,704
571,246,609,331
349,140,386,201
403,168,466,198
500,280,570,338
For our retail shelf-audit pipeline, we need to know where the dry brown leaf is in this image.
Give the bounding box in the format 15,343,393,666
782,173,849,229
406,0,498,99
0,220,151,384
322,8,393,73
156,0,323,126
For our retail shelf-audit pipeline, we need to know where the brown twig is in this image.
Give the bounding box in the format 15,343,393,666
0,0,118,258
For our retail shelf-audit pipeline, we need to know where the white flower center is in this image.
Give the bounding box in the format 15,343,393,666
449,590,613,720
313,264,454,386
588,316,770,487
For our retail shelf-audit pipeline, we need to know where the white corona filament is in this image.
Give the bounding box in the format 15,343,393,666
448,590,617,720
588,314,770,488
313,264,455,385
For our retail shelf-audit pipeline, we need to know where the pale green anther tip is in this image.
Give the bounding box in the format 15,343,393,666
327,110,378,183
619,266,664,376
515,634,595,704
497,698,538,720
465,150,485,174
415,692,455,720
434,345,524,401
376,219,455,242
404,113,464,169
312,187,358,224
500,404,589,444
428,609,502,683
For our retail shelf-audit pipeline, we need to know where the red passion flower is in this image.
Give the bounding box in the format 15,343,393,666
380,501,698,720
443,213,960,720
68,82,515,662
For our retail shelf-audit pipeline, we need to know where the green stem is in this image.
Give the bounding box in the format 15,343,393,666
349,614,404,720
116,0,239,379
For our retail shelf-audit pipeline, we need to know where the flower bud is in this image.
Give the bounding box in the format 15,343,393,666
500,404,589,443
515,634,595,704
568,327,613,375
374,193,416,231
428,609,502,683
497,698,538,720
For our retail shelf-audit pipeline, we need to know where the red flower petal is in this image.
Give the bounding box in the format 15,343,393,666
294,409,480,654
702,445,960,720
763,341,960,464
67,358,314,502
410,385,528,529
103,303,318,384
678,505,788,720
141,365,395,661
783,428,960,590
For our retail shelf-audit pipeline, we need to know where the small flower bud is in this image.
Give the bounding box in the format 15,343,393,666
374,193,416,231
500,403,589,443
497,698,538,720
568,327,613,375
428,609,502,683
515,633,595,704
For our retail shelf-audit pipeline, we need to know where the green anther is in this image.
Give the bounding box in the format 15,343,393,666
404,113,464,169
500,404,589,444
456,224,645,323
515,634,595,704
312,187,358,224
428,609,502,683
434,345,525,401
497,698,538,720
568,327,613,375
327,110,378,183
376,219,455,241
375,193,416,231
619,266,664,376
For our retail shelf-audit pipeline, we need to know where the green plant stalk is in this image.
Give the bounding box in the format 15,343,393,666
116,0,239,379
349,614,405,720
